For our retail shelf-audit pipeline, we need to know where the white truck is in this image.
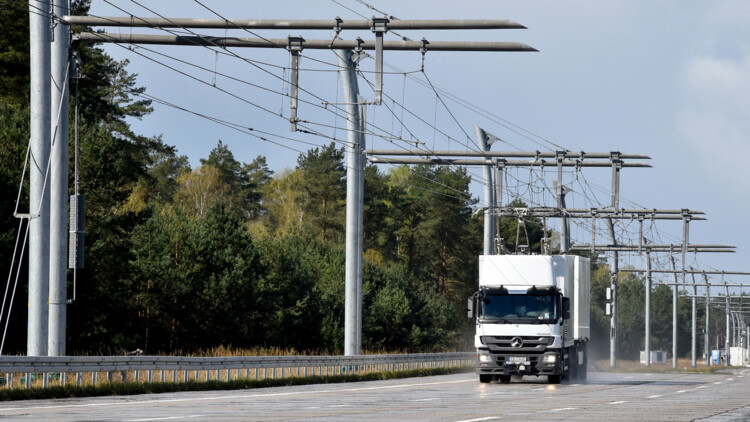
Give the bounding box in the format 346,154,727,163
467,255,590,384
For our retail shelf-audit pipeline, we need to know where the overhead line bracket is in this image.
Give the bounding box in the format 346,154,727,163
287,36,304,131
371,17,389,105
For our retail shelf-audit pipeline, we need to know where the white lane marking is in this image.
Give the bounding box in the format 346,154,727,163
726,378,734,381
714,381,722,385
454,417,501,422
411,398,439,402
126,416,205,422
695,385,707,389
676,390,688,394
609,401,627,405
0,378,476,413
625,376,633,379
648,395,662,399
305,407,321,409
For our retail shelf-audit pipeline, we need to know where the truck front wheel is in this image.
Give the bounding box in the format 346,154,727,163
498,375,511,383
479,374,492,383
548,374,561,384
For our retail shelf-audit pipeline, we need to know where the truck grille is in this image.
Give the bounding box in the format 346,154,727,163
481,336,551,353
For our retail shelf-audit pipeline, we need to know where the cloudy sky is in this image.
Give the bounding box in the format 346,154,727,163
87,1,750,283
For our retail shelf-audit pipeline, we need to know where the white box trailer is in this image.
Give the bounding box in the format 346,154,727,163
469,255,591,384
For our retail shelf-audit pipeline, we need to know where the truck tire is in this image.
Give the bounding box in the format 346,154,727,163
498,375,511,383
548,374,561,384
479,374,492,383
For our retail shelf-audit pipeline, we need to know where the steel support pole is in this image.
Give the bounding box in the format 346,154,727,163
490,167,496,247
474,126,493,256
494,161,505,254
28,0,52,357
690,270,698,367
725,284,730,366
703,274,710,366
608,162,619,368
669,255,679,368
49,0,69,357
607,218,618,368
644,250,651,366
557,152,569,253
356,94,366,351
336,49,362,356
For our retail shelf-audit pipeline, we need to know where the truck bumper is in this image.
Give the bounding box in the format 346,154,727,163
476,351,562,377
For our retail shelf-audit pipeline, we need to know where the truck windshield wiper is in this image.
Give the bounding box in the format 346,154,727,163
481,317,511,323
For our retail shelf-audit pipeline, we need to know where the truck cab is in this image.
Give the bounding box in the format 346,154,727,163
468,255,590,384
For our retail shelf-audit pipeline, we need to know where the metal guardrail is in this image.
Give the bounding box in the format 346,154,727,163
0,352,475,389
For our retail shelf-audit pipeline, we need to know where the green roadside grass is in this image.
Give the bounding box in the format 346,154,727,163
0,366,473,401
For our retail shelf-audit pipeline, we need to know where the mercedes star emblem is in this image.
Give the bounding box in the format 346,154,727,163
510,337,523,348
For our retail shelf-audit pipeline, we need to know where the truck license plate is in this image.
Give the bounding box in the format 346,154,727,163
507,356,529,364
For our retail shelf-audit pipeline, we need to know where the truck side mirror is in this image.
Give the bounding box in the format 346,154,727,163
562,297,571,320
467,297,475,319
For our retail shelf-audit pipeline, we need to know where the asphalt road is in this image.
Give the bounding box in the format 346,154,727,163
1,369,749,421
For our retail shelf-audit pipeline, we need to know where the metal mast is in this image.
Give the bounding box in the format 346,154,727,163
48,0,70,357
474,126,494,255
337,49,364,356
28,0,52,357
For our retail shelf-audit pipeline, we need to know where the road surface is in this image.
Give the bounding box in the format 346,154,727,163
1,369,749,421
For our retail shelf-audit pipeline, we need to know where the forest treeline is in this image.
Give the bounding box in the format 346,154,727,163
0,1,731,359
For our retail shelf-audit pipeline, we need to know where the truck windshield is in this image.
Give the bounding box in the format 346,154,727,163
480,293,558,323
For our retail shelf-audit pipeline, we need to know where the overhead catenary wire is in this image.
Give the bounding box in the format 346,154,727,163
69,22,484,205
62,1,728,273
80,4,439,155
132,86,474,204
68,1,515,187
102,0,362,127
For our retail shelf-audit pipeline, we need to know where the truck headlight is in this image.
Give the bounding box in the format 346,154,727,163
543,354,557,364
479,354,492,363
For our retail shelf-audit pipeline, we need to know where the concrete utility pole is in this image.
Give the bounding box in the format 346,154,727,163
28,0,52,357
49,0,70,357
336,49,364,356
